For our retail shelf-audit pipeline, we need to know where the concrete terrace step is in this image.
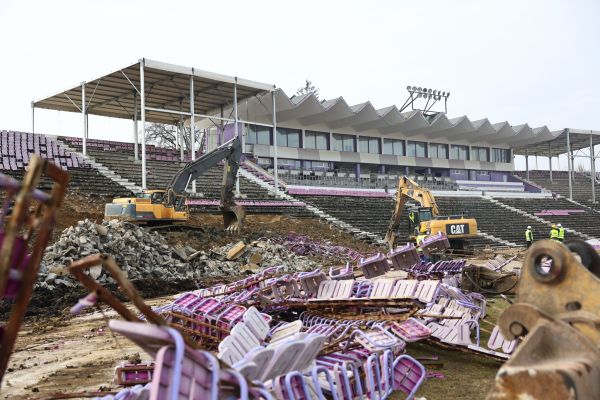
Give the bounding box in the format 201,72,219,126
240,165,383,242
55,138,143,194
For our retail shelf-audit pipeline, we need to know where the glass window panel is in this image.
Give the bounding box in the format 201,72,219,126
257,130,271,145
316,133,328,150
358,138,369,153
383,140,394,155
407,142,416,157
287,132,299,148
369,138,380,154
394,141,403,155
343,137,354,152
276,129,286,147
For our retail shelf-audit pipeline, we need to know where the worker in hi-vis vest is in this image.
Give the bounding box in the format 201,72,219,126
525,226,533,248
557,223,565,242
409,211,416,234
550,224,560,241
416,226,429,262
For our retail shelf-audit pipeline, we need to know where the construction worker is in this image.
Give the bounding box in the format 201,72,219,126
416,226,430,262
525,226,533,248
557,223,565,242
409,211,416,233
550,224,560,241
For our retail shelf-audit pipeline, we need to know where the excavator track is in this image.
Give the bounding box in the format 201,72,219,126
144,224,205,234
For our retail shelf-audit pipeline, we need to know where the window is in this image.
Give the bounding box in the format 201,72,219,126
450,145,469,160
246,124,272,145
305,160,329,170
491,148,511,163
383,139,404,156
332,134,355,152
304,131,329,150
276,128,301,148
278,158,301,169
406,141,427,157
429,143,448,159
358,137,381,154
471,146,489,162
256,157,272,167
477,170,490,176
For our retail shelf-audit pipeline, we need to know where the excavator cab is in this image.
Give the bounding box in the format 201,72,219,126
408,206,433,236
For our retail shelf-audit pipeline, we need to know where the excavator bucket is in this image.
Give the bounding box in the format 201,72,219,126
222,204,246,233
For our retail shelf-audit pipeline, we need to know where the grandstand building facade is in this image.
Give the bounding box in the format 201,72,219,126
213,89,521,183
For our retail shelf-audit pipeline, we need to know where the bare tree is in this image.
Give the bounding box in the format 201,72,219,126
296,80,320,100
145,123,203,152
576,163,589,173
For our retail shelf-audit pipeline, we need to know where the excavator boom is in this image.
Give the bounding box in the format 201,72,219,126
164,136,244,231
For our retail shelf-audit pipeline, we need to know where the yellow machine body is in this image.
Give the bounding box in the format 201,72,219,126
105,190,187,223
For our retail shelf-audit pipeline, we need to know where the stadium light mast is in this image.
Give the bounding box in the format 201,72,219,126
399,86,450,115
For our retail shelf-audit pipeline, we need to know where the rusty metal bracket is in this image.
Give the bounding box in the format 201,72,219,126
0,156,69,384
489,239,600,399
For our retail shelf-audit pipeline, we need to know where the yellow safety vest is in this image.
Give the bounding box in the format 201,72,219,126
550,228,559,240
558,228,565,240
409,212,415,223
525,230,533,242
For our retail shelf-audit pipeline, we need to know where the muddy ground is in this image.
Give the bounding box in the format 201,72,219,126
2,297,510,399
2,194,522,399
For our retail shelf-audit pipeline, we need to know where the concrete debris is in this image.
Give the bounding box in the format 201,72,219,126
38,219,316,291
226,241,247,260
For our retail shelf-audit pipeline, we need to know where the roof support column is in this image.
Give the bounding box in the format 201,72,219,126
525,149,529,181
30,101,35,133
190,72,196,192
591,132,596,203
548,143,553,183
272,89,279,196
179,98,184,162
133,91,138,161
81,82,87,156
567,128,573,200
234,78,240,196
140,60,147,190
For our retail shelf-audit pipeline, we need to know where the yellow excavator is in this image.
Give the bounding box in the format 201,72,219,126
104,137,245,231
385,176,478,249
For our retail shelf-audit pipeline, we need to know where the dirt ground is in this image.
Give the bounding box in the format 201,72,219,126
3,296,511,399
1,194,523,399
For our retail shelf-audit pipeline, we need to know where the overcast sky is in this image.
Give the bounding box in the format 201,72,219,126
1,0,598,170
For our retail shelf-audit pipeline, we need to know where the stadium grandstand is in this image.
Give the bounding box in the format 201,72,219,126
3,57,598,246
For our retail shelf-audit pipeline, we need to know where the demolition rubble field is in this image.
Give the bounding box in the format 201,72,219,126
2,194,521,399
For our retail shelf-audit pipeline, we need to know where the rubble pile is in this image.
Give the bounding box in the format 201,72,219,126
37,219,316,291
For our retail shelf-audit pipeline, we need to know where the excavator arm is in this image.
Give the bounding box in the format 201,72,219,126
384,176,440,249
164,137,245,231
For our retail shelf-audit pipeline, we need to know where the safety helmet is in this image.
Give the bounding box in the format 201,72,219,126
557,223,562,227
552,224,557,229
527,226,531,229
420,226,427,233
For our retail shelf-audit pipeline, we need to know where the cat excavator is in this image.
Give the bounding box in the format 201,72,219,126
104,137,245,232
385,176,478,249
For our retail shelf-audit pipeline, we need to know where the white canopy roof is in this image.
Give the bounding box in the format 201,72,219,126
236,89,595,152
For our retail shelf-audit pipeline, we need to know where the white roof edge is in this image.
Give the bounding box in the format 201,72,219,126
566,128,600,135
33,59,141,105
144,58,274,91
33,58,274,106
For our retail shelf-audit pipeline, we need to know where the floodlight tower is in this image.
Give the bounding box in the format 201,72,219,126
399,86,450,115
